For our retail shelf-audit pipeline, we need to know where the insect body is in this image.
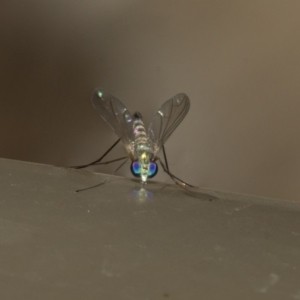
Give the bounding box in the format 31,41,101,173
83,88,191,186
131,112,158,182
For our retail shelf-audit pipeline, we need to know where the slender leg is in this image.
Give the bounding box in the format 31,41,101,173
94,156,128,165
162,145,169,172
72,138,121,169
161,146,193,186
158,157,195,188
113,158,129,174
75,158,129,193
76,179,109,193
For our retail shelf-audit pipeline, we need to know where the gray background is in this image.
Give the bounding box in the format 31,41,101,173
1,0,300,201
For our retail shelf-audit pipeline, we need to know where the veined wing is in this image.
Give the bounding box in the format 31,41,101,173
148,93,190,155
91,88,134,153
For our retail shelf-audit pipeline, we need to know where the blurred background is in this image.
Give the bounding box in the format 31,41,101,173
1,0,300,201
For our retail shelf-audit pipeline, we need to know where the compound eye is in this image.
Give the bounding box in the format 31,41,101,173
148,162,158,178
130,161,141,177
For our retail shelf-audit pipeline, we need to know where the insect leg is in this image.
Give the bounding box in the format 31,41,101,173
72,138,121,169
75,145,128,193
162,145,170,172
158,156,195,188
94,156,128,165
113,158,129,174
76,179,109,193
75,157,128,193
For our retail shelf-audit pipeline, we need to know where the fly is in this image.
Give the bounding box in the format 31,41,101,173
74,88,194,190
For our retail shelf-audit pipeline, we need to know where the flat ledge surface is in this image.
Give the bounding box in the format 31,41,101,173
0,158,300,299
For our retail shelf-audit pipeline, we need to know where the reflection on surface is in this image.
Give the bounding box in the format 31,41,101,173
129,180,219,203
131,187,154,203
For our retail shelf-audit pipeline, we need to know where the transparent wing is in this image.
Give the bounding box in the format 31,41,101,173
148,93,190,154
91,88,134,153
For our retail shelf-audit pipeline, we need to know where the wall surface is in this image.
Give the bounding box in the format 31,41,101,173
1,158,300,299
1,0,300,201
